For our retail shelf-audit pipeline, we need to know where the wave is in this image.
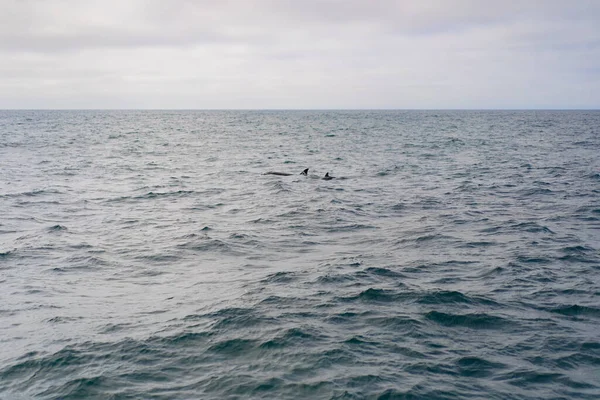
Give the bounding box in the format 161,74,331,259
0,189,63,198
0,249,14,258
548,305,600,318
455,356,506,378
425,311,510,330
338,288,415,303
417,290,499,307
135,190,197,199
48,224,68,232
176,238,235,255
261,271,298,284
496,368,596,390
260,327,321,349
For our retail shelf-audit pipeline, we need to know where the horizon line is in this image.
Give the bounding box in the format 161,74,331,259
1,108,599,111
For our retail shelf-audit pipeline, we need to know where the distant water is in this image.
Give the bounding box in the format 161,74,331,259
1,110,599,399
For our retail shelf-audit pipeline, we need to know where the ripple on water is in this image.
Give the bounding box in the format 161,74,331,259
424,311,512,330
2,110,600,399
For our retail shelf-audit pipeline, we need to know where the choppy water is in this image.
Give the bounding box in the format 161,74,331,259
1,110,599,399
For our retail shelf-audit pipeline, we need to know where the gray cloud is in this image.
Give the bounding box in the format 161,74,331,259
1,0,599,108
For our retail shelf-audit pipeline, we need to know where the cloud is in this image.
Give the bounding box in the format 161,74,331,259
0,0,599,108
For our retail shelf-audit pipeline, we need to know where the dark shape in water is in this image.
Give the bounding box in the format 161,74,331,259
265,168,308,176
322,172,334,180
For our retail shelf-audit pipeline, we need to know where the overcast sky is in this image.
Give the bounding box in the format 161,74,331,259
1,0,599,109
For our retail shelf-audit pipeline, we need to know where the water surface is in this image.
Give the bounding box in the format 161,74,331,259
1,110,599,399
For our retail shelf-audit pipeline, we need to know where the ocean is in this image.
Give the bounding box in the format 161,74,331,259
0,110,599,399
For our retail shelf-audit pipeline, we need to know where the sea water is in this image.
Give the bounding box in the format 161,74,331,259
0,110,599,399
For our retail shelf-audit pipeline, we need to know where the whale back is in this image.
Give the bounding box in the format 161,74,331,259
265,168,308,177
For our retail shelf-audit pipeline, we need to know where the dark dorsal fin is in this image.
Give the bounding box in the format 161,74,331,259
322,172,333,180
300,168,309,176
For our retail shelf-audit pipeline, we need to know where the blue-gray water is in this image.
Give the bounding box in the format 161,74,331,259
1,110,599,399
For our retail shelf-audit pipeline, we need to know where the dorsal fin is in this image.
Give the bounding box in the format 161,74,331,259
322,172,333,180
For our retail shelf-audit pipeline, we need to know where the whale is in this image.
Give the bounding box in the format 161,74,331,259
265,168,308,176
322,172,334,180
